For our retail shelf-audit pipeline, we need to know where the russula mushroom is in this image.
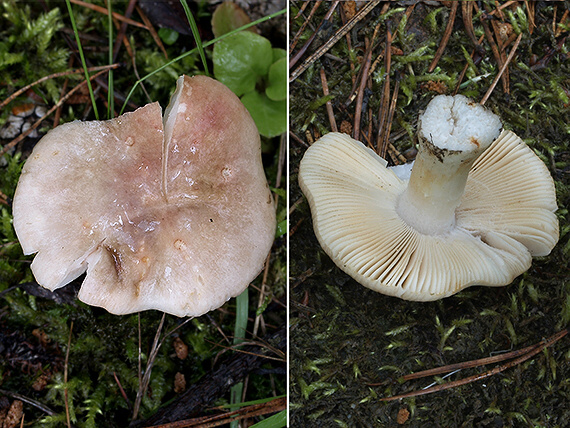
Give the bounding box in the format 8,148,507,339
299,95,558,301
13,75,275,317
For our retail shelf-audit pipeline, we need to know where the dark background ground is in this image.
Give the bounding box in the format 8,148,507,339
289,1,569,426
0,1,286,426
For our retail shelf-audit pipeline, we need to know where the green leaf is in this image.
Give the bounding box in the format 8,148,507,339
158,28,179,45
266,57,286,101
272,47,286,62
120,8,286,114
270,187,286,198
275,219,287,238
241,90,286,138
213,32,272,97
250,410,287,428
211,1,253,38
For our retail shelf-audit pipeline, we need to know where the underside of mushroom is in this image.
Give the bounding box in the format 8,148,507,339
299,95,558,301
13,75,276,317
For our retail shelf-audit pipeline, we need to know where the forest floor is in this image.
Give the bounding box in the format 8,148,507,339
289,2,570,427
0,1,286,426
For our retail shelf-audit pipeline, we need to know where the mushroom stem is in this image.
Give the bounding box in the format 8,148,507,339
395,95,502,235
396,136,486,235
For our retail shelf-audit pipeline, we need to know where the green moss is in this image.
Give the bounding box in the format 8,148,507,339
0,1,285,426
0,2,68,102
290,2,569,426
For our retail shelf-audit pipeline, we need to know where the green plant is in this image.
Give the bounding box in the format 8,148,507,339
0,1,68,104
0,1,286,426
213,31,287,138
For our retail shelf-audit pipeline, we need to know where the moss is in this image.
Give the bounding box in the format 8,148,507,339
290,2,569,426
0,1,285,426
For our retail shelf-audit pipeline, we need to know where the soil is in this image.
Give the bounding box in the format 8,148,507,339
289,2,570,427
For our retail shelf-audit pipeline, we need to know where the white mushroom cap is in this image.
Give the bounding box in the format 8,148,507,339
13,75,275,317
299,127,558,301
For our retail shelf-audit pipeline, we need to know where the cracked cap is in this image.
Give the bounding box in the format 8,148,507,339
13,75,275,316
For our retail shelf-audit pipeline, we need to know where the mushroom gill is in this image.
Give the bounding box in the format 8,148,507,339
299,95,558,300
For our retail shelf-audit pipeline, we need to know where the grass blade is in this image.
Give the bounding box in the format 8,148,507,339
107,0,114,117
65,0,99,120
180,0,209,76
250,410,287,428
230,288,249,428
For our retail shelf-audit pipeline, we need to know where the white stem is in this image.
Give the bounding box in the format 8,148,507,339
396,135,486,235
395,94,502,235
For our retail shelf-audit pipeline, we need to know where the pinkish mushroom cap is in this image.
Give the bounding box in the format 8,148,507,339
13,75,275,317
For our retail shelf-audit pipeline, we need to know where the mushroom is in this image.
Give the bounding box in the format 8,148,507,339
13,75,275,317
299,95,558,301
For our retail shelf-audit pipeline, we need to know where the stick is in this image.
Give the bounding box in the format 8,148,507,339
146,397,285,428
0,68,112,157
0,64,119,110
290,1,381,82
480,32,522,105
135,327,286,426
0,389,55,416
380,328,568,401
133,313,166,420
320,68,337,132
353,38,373,141
376,29,392,155
69,0,147,29
64,322,74,428
289,1,337,69
428,1,459,72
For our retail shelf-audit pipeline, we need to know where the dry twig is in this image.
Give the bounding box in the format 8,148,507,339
290,1,381,82
290,1,339,69
112,0,138,62
379,328,568,402
69,0,147,29
428,1,459,72
0,189,9,205
133,313,166,420
320,68,337,132
0,68,113,157
353,37,374,141
487,0,518,16
379,78,400,158
477,3,509,93
0,389,55,416
293,1,310,20
146,397,285,428
64,322,74,428
376,28,393,156
453,34,485,95
137,5,168,58
525,0,535,34
480,32,522,105
289,130,309,147
461,2,482,53
113,372,132,409
290,1,323,54
0,64,119,110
